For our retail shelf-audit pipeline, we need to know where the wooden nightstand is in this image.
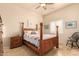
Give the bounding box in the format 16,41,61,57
10,36,22,49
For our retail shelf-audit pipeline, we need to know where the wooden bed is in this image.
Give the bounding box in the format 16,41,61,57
21,22,59,55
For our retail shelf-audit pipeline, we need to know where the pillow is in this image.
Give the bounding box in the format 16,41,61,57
24,31,31,37
24,31,31,34
24,32,29,37
27,31,32,34
31,31,38,34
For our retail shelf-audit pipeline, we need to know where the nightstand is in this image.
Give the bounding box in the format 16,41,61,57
10,35,22,49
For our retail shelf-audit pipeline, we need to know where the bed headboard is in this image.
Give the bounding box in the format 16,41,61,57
21,22,38,39
21,23,38,31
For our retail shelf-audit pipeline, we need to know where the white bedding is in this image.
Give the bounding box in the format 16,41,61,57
28,34,56,40
24,33,56,48
24,34,40,48
43,34,56,40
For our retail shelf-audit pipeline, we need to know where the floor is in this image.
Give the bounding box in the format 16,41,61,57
3,43,79,56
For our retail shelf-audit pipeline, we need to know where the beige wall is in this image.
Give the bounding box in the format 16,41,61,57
44,4,79,44
0,4,43,48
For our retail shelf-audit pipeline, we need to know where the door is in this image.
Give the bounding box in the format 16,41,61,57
0,16,3,56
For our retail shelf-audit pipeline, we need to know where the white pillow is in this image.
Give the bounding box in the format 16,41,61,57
24,31,31,34
27,31,32,34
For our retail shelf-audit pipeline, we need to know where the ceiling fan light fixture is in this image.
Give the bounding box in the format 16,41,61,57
35,3,53,10
40,3,46,7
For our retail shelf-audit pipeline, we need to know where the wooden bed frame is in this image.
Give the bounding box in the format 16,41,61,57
21,22,59,55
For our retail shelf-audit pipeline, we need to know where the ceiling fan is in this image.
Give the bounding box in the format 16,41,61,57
35,3,54,10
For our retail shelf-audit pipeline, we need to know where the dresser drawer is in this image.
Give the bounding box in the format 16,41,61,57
10,36,22,49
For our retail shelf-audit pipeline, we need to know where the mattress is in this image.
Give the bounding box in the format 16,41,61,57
24,33,56,48
24,34,40,48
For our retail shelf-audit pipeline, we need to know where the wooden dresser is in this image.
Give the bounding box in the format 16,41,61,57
0,31,3,56
10,35,22,49
0,16,3,55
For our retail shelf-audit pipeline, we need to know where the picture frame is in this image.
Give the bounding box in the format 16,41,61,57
65,21,77,29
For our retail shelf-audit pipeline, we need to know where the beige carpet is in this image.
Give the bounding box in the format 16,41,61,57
3,44,79,56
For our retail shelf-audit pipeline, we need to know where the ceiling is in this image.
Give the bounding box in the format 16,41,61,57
0,3,71,15
15,3,71,15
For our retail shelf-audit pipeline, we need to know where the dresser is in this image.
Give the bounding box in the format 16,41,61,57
0,16,3,56
0,31,3,56
10,35,22,49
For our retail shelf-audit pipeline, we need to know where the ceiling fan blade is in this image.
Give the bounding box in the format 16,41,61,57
46,3,54,5
35,5,40,9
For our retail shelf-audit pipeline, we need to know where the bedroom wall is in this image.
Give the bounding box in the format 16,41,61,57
43,4,79,44
0,4,43,48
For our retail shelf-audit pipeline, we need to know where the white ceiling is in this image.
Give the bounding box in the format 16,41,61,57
0,3,71,15
15,3,71,15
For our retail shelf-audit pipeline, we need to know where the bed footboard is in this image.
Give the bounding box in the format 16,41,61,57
40,37,58,55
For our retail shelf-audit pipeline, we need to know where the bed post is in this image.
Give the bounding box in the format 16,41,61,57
36,24,38,31
56,26,59,37
21,22,24,40
39,22,43,55
56,26,59,48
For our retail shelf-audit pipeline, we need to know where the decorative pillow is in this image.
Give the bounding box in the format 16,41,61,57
24,31,31,38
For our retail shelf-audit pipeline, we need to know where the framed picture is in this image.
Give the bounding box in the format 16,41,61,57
65,21,77,29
